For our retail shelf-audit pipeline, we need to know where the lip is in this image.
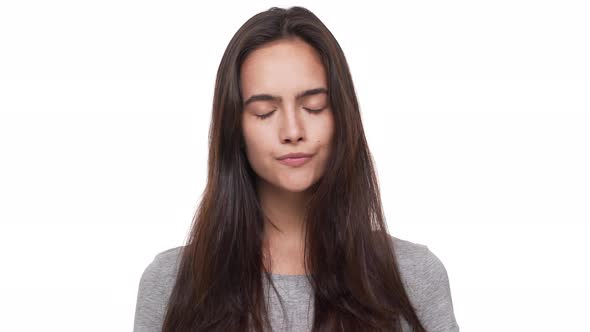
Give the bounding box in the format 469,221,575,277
277,152,314,167
277,152,314,160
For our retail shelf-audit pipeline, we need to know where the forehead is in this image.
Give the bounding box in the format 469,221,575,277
239,37,327,99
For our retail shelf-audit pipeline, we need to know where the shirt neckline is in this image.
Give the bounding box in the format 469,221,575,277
268,272,309,280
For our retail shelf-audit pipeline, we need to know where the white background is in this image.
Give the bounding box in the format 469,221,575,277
1,1,588,331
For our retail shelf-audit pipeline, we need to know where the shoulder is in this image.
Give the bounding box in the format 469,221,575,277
144,246,184,279
137,245,184,295
389,235,445,278
133,246,184,332
388,235,460,331
388,235,429,261
388,235,446,283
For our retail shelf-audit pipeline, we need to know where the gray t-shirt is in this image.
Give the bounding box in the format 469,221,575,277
133,235,459,331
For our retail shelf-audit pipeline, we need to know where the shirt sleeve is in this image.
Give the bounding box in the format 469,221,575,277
411,246,460,332
132,255,169,332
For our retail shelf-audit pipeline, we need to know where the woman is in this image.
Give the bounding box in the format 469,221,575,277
133,6,459,332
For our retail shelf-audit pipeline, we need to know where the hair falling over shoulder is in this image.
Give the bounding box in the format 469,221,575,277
161,6,427,332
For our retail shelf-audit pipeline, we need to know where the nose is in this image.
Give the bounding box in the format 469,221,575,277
279,105,305,144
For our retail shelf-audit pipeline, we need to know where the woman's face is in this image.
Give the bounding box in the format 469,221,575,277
240,37,334,193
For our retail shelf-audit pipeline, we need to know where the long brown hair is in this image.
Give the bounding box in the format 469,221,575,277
162,6,426,332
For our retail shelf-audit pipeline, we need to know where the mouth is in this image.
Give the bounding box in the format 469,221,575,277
277,155,313,167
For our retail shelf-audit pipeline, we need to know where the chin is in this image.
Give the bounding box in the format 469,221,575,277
279,184,312,193
281,175,324,193
276,179,315,193
289,187,312,194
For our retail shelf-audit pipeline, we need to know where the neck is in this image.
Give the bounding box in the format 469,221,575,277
257,177,312,237
256,177,312,274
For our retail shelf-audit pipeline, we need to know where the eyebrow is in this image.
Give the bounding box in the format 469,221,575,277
243,87,328,107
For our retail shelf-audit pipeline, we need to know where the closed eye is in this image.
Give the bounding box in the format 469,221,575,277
255,107,325,120
255,109,276,120
304,107,325,114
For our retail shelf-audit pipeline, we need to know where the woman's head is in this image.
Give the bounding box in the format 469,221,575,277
163,6,427,331
206,5,366,201
240,36,334,194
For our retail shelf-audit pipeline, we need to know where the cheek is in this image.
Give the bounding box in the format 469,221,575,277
316,113,335,149
242,126,273,166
